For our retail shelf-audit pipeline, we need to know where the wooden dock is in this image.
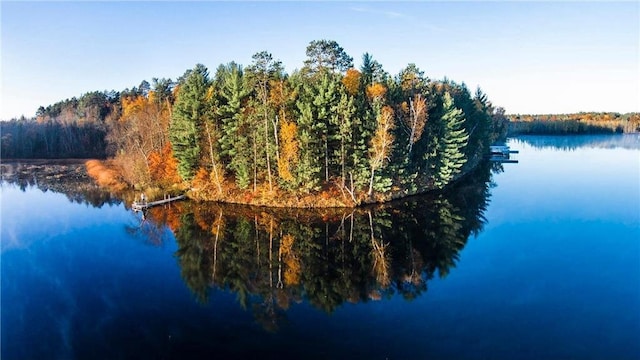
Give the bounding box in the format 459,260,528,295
489,144,519,163
490,145,519,156
132,194,186,212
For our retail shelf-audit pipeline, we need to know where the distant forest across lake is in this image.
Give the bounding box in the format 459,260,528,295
508,112,639,135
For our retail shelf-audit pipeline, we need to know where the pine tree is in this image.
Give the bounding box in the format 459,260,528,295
351,53,388,190
333,92,356,187
215,63,252,189
246,51,283,191
313,73,341,182
170,64,210,181
360,53,385,87
293,76,322,192
303,39,353,75
433,93,469,189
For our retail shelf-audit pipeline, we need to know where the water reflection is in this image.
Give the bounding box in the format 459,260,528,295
514,133,640,151
0,161,121,208
140,162,495,331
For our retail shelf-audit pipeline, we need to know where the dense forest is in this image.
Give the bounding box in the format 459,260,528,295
2,40,509,206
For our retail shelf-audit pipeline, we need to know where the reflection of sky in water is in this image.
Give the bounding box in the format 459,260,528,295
487,136,640,226
1,134,639,359
436,135,640,359
1,183,124,252
1,184,188,358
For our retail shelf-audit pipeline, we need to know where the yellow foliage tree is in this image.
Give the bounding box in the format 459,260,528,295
121,95,147,119
278,120,299,183
280,234,301,286
342,68,361,96
368,106,395,196
366,83,387,103
405,94,427,154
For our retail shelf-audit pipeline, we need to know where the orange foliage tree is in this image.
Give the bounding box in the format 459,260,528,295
280,234,301,286
148,142,182,186
342,68,361,96
278,120,299,184
109,92,172,187
366,83,387,103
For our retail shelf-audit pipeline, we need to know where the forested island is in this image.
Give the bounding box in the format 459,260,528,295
2,40,510,207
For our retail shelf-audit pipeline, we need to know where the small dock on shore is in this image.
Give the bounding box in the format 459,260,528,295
490,145,519,156
489,144,519,163
132,194,186,212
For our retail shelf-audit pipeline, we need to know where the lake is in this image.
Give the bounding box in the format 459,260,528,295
2,134,639,359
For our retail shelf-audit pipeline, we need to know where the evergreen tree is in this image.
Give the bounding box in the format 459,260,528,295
444,81,491,169
303,39,353,75
246,51,283,191
360,53,385,87
170,64,210,180
332,91,356,188
293,74,323,192
215,63,252,188
433,93,469,189
471,87,496,158
313,73,341,182
352,53,387,190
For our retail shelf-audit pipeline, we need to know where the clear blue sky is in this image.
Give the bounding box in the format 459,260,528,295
1,1,638,120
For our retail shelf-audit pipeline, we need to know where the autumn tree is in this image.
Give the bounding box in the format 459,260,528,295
398,63,428,96
405,94,427,155
148,142,181,187
278,120,299,185
342,68,361,96
107,84,174,186
368,106,395,196
269,73,298,186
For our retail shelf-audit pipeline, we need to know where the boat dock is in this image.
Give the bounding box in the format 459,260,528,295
490,145,519,156
132,194,186,212
489,144,519,163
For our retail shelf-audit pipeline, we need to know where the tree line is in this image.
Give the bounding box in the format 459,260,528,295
2,40,508,205
508,112,640,135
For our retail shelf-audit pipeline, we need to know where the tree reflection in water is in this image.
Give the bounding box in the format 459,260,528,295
142,161,498,331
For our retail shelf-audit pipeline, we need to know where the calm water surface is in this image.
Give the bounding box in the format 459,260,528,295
2,135,639,359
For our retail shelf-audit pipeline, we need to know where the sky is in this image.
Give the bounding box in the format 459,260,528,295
1,1,638,120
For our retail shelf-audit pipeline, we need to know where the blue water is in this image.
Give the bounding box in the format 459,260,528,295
1,134,639,359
